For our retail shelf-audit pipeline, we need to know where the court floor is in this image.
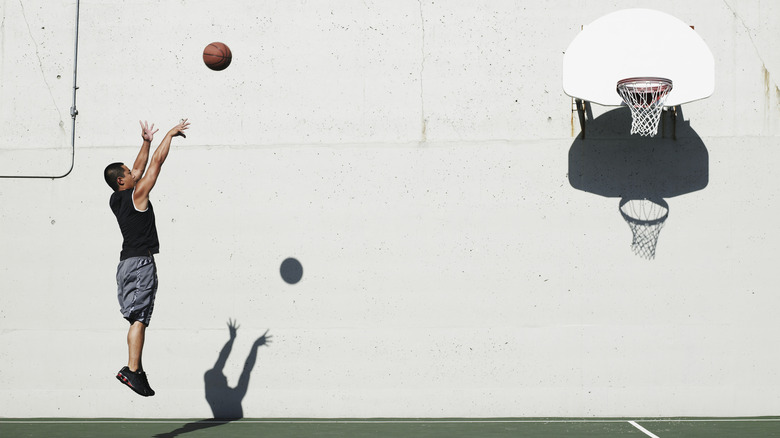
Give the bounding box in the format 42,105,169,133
2,418,780,438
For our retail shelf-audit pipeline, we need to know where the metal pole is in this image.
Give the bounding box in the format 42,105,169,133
0,0,79,179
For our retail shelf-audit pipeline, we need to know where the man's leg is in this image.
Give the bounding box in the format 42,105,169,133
127,320,147,372
115,256,157,397
117,320,155,396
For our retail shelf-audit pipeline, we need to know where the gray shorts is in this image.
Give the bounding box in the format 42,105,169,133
116,256,158,326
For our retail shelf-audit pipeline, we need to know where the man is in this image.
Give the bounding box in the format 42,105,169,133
103,119,189,397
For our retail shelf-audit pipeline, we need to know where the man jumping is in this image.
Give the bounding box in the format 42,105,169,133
103,119,189,397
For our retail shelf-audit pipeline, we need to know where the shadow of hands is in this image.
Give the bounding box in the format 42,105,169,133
228,318,239,339
254,329,272,348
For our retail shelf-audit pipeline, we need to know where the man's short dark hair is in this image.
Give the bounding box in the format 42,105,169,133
104,162,125,191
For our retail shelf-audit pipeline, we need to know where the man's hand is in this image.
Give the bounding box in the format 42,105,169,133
140,120,158,143
168,118,190,138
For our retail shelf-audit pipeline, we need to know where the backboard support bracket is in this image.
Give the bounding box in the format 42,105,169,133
572,98,591,139
662,105,678,140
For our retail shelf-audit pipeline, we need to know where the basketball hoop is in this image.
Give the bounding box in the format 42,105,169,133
616,77,673,136
619,198,669,260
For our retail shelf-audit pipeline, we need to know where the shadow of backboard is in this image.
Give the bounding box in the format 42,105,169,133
569,107,708,200
568,107,708,258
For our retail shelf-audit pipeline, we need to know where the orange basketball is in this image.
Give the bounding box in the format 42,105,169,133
203,42,232,71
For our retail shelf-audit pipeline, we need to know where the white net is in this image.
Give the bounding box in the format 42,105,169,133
616,77,673,136
619,198,669,260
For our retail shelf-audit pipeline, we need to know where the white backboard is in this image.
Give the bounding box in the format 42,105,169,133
562,9,714,107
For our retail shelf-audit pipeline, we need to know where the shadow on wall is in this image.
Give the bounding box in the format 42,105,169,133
154,320,272,438
568,106,708,258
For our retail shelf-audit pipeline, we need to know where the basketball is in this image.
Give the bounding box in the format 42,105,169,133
203,42,232,71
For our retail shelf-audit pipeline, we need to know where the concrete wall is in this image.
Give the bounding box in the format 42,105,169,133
1,0,779,418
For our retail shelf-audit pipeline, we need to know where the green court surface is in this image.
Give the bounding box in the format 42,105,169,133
2,418,780,438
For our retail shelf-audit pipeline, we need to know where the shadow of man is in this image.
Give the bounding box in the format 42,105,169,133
154,320,271,438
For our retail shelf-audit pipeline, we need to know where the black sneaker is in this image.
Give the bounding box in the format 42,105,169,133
116,366,155,397
138,370,155,396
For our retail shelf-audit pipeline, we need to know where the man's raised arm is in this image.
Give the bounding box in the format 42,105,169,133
130,121,158,181
133,119,189,211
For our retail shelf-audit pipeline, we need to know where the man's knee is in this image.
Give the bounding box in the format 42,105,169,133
128,320,148,337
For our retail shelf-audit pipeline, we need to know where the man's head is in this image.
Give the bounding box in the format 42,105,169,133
104,162,134,191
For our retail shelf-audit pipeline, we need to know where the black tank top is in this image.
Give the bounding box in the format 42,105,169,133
109,189,160,260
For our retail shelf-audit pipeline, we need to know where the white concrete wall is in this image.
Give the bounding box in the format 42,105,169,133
1,0,779,418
